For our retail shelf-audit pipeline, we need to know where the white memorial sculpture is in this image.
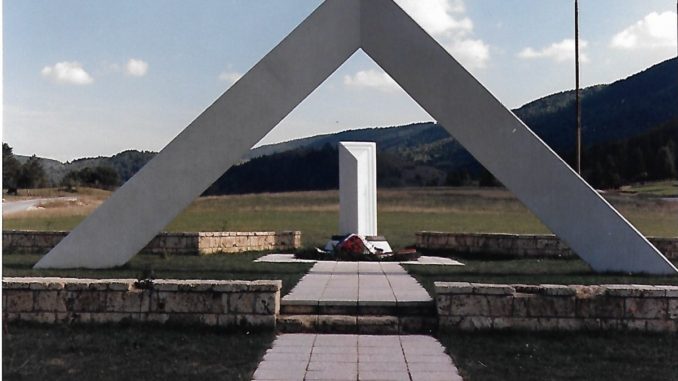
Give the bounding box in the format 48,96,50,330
328,142,391,253
339,142,377,237
35,0,676,274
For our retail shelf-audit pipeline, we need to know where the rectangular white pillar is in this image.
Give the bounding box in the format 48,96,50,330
339,142,377,236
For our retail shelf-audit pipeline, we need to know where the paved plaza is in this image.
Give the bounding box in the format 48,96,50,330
282,261,432,306
253,334,463,381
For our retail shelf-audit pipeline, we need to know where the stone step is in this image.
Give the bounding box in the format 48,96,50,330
280,300,435,317
277,314,437,334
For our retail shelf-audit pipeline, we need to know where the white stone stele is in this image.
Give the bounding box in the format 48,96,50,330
339,142,378,236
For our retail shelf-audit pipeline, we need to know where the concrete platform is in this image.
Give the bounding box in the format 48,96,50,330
256,254,464,266
253,333,463,381
279,262,436,333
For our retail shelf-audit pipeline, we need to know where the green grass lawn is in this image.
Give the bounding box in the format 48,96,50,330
5,187,677,249
2,252,311,295
3,323,273,381
405,257,678,295
440,330,678,381
620,180,678,198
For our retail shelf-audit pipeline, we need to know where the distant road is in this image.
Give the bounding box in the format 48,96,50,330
2,197,76,216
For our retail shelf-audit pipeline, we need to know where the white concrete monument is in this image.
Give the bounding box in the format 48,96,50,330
35,0,677,274
339,142,377,236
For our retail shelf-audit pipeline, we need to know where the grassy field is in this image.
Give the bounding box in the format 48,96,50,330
620,180,678,197
441,331,678,381
3,323,273,381
2,252,311,295
404,258,678,295
4,186,677,249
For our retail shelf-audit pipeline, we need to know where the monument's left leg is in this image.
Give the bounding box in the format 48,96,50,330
35,0,362,268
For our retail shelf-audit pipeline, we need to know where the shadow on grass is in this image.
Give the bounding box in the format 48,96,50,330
403,256,678,295
2,252,313,295
3,322,274,381
439,330,678,381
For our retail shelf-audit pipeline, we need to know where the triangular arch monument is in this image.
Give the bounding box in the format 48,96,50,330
36,0,677,274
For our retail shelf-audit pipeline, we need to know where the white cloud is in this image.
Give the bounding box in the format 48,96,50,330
343,70,398,92
41,61,94,85
518,38,589,63
611,11,677,49
395,0,490,70
218,70,242,84
125,58,148,77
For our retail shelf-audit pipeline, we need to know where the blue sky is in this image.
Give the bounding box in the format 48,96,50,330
4,0,677,161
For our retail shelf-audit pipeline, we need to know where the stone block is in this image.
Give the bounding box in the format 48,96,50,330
229,293,256,314
625,298,667,319
434,282,473,295
529,296,575,317
18,312,56,324
250,280,282,293
436,295,451,316
438,316,463,330
491,317,513,330
28,279,66,290
6,291,34,312
88,312,118,324
621,319,647,331
34,291,67,312
511,294,532,317
144,313,170,324
317,315,357,333
235,314,276,328
600,319,621,330
664,286,678,298
72,291,107,312
212,281,251,293
449,295,489,316
471,283,515,295
155,292,210,313
106,291,143,313
487,295,513,317
357,316,399,334
458,316,492,330
277,315,317,332
3,279,32,290
509,317,538,330
254,292,278,315
64,280,92,291
576,296,624,319
151,280,180,291
645,319,676,332
556,318,582,331
540,284,576,296
668,298,678,319
399,316,437,334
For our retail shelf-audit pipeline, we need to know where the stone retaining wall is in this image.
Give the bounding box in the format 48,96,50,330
2,230,301,255
417,232,678,259
436,282,678,332
3,277,281,329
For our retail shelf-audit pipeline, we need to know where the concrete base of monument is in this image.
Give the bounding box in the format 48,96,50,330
323,235,393,254
289,234,420,262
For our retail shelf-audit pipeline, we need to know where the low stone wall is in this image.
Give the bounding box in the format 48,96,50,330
3,277,280,329
436,282,678,332
416,232,678,259
2,230,301,255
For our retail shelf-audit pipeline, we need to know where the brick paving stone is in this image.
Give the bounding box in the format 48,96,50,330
252,334,463,381
282,262,431,307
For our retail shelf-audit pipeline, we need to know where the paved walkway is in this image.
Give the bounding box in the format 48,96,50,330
283,262,431,306
253,334,462,381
